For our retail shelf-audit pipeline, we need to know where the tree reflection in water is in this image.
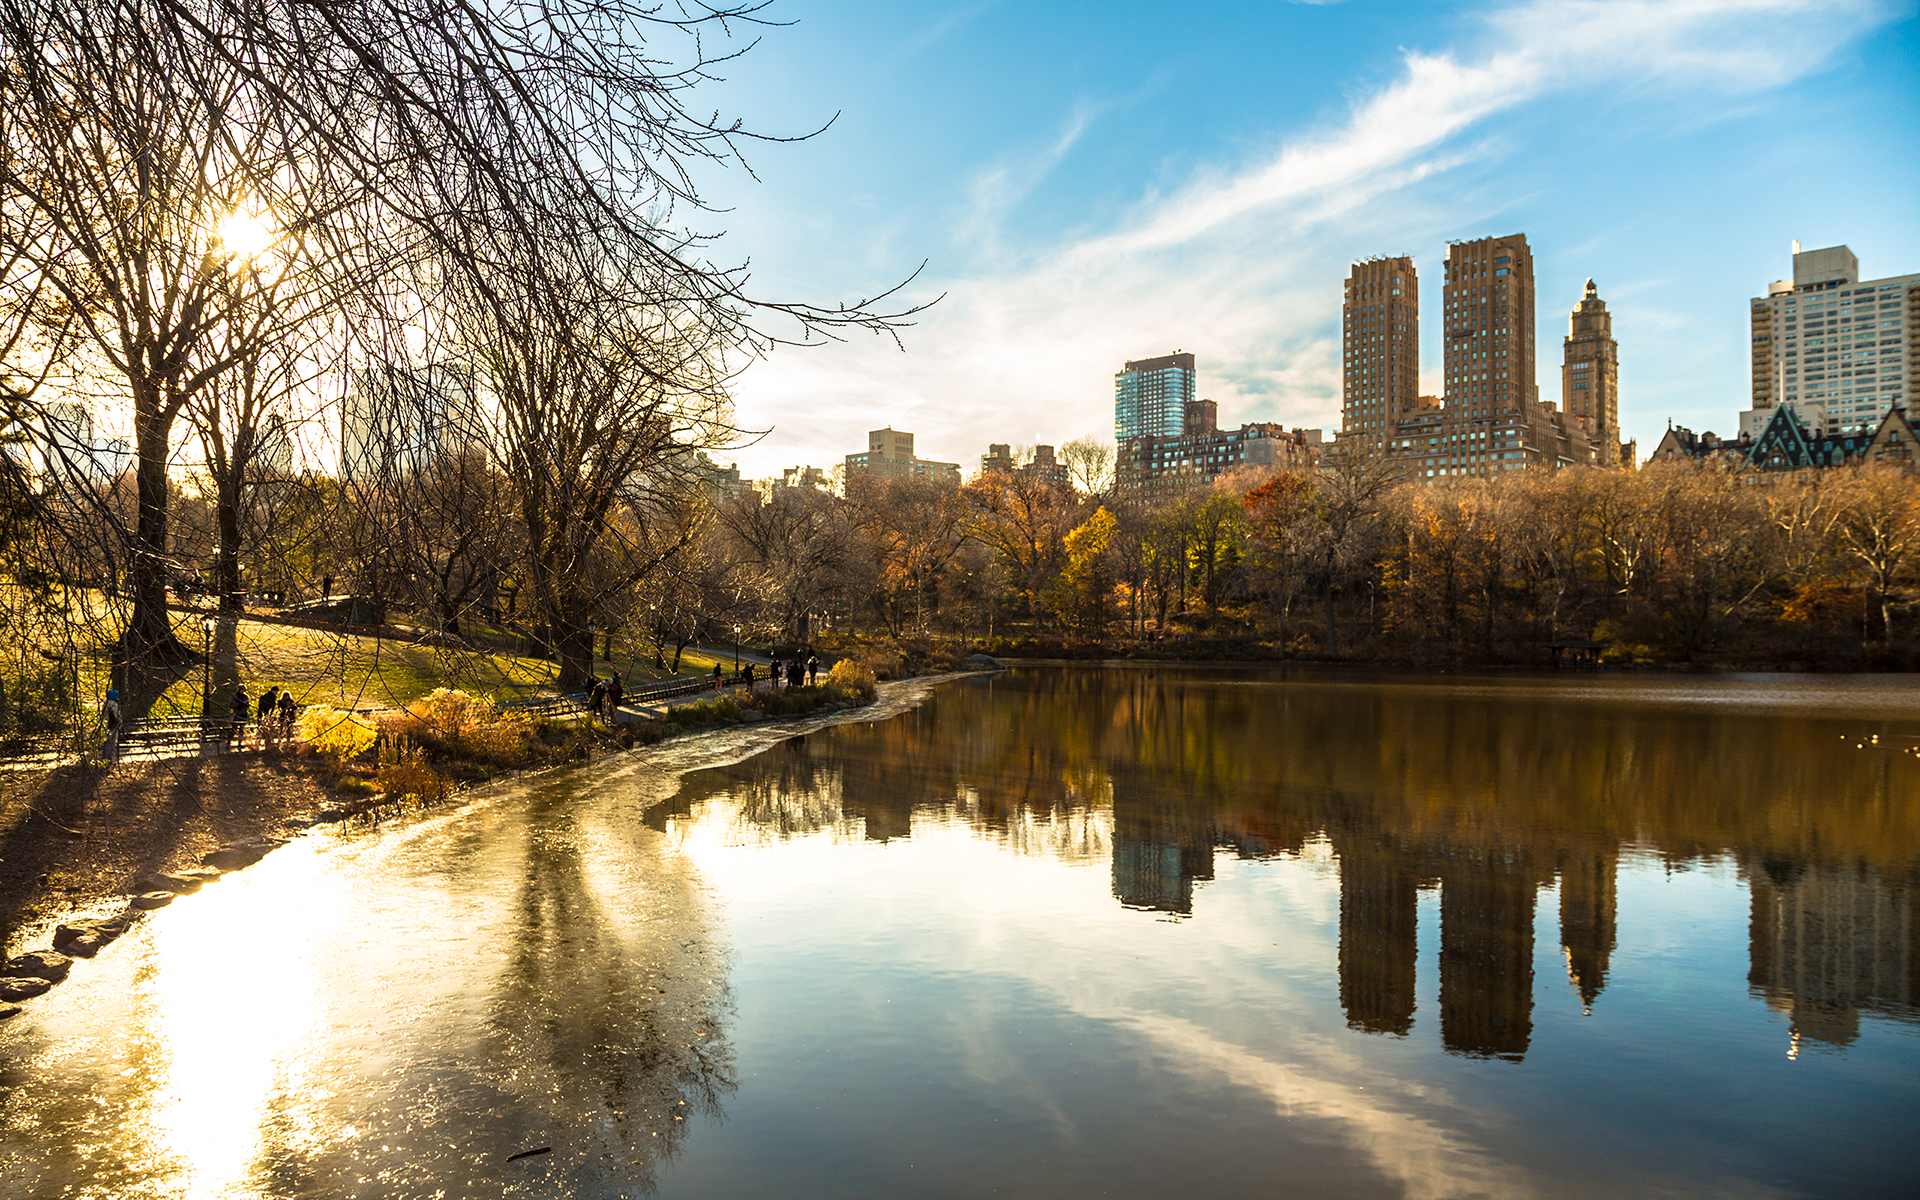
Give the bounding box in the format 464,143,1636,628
663,667,1920,1061
0,766,735,1198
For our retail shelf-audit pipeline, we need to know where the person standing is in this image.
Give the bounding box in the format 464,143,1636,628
258,686,280,750
788,658,803,689
100,688,124,765
712,661,723,691
807,654,819,686
230,685,250,751
278,688,297,739
588,675,606,718
606,673,623,722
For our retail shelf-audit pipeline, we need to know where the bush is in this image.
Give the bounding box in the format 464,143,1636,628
666,695,746,727
380,688,538,766
826,659,877,702
375,734,453,804
298,706,379,759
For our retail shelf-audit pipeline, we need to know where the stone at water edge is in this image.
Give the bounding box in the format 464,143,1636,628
201,839,284,871
0,977,53,1002
56,930,106,958
7,951,72,982
179,867,223,884
135,872,203,895
130,892,174,910
54,916,131,956
965,653,1007,670
0,1002,19,1020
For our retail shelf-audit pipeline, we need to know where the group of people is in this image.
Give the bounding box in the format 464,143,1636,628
97,682,301,764
710,653,820,691
770,654,820,689
221,683,298,751
586,673,624,723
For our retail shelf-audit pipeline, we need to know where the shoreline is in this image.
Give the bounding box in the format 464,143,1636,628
0,672,974,1018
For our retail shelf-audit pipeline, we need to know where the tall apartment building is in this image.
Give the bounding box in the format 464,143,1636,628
1562,280,1624,467
843,427,961,485
341,364,483,484
1442,233,1538,410
1341,256,1419,453
1114,352,1196,443
1356,233,1600,482
1745,243,1918,437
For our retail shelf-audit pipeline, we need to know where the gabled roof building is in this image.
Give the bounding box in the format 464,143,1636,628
1650,405,1918,473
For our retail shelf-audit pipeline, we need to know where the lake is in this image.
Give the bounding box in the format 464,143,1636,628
3,666,1918,1198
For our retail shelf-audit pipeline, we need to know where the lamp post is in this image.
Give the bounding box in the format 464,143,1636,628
733,624,741,670
202,615,215,748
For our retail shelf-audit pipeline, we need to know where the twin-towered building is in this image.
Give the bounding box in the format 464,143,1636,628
1341,233,1633,481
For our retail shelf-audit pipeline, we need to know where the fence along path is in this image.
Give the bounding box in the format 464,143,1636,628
2,673,731,769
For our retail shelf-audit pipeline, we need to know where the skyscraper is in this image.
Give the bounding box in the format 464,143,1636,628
1114,352,1195,443
1442,234,1537,412
1341,256,1418,452
1360,233,1603,482
1562,279,1622,466
1745,243,1917,437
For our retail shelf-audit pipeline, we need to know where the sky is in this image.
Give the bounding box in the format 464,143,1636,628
679,0,1920,479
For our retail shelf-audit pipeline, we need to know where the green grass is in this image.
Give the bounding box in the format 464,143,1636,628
1,583,725,722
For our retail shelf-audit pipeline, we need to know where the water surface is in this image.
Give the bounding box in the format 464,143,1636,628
3,667,1917,1198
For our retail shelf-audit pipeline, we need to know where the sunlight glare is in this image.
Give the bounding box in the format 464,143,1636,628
217,209,275,259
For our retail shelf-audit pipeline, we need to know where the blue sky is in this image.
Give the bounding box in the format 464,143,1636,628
687,0,1920,478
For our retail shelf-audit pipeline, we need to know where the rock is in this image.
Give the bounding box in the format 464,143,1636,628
283,817,317,830
57,931,107,958
966,653,1007,670
0,1002,19,1020
179,867,223,884
0,977,52,1001
54,917,130,957
130,892,174,910
7,951,71,982
136,873,202,895
201,839,284,871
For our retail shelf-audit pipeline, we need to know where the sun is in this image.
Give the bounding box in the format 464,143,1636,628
216,209,274,258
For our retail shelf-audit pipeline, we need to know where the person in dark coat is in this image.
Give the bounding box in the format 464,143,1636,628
713,661,724,691
788,658,803,689
588,675,606,717
278,688,297,737
807,654,819,686
230,685,251,751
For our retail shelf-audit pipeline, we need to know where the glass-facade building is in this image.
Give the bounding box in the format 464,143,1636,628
1114,352,1196,443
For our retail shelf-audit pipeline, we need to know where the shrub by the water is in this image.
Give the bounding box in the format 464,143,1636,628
375,734,453,804
826,660,877,701
297,706,379,760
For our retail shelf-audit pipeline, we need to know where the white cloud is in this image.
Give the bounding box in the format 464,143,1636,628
726,0,1902,477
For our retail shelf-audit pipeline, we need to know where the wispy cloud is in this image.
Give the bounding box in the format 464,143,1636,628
731,0,1904,475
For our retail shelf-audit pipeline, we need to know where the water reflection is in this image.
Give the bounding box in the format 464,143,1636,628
664,667,1920,1063
0,763,735,1198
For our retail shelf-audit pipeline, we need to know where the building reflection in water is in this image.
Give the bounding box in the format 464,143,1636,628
1749,860,1917,1053
667,667,1920,1064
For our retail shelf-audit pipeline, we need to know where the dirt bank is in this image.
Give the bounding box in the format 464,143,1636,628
0,755,347,951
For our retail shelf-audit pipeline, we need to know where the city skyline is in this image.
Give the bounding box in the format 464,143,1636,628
697,0,1918,480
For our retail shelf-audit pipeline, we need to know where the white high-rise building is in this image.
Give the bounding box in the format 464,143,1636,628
1746,243,1918,437
340,364,484,483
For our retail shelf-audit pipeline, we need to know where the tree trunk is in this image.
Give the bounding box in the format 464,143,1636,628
115,402,195,715
216,467,245,614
